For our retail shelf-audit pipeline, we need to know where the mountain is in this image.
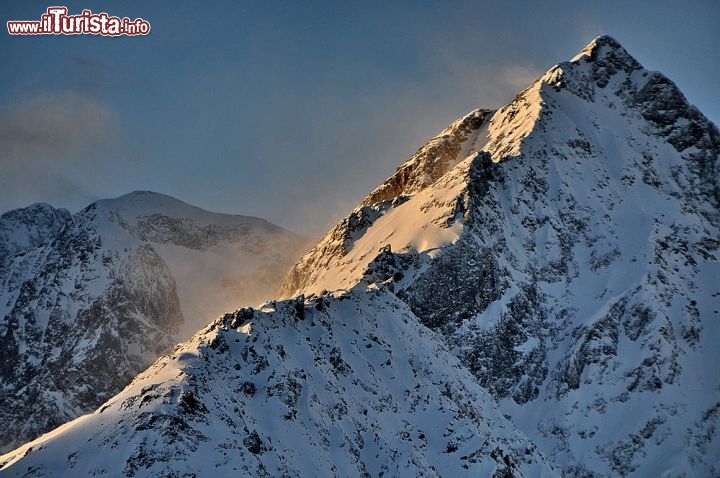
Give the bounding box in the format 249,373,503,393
279,35,720,476
0,191,307,453
2,35,718,477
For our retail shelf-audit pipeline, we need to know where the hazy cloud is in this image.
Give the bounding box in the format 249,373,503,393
232,50,547,235
0,91,122,212
499,65,545,94
71,55,129,75
0,91,119,155
67,56,133,94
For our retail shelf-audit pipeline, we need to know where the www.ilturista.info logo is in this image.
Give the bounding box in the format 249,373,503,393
7,7,150,36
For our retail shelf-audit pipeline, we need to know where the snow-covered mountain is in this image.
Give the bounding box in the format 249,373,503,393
279,36,720,476
1,35,718,477
0,191,307,453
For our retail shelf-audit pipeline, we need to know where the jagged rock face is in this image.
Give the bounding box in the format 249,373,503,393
279,109,492,298
0,289,556,477
280,36,720,476
0,203,182,453
0,192,307,453
0,203,71,258
363,109,491,205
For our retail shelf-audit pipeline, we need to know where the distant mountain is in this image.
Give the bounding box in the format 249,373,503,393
0,191,308,452
2,36,718,477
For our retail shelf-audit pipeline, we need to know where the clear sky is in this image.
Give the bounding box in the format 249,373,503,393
1,0,717,235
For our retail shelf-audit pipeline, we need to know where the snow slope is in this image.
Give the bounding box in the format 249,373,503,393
0,192,307,453
0,288,556,477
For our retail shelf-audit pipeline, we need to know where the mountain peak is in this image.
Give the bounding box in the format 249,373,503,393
95,190,191,210
531,35,644,98
570,35,641,68
90,190,264,229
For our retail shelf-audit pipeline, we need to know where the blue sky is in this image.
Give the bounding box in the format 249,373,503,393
1,0,717,234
